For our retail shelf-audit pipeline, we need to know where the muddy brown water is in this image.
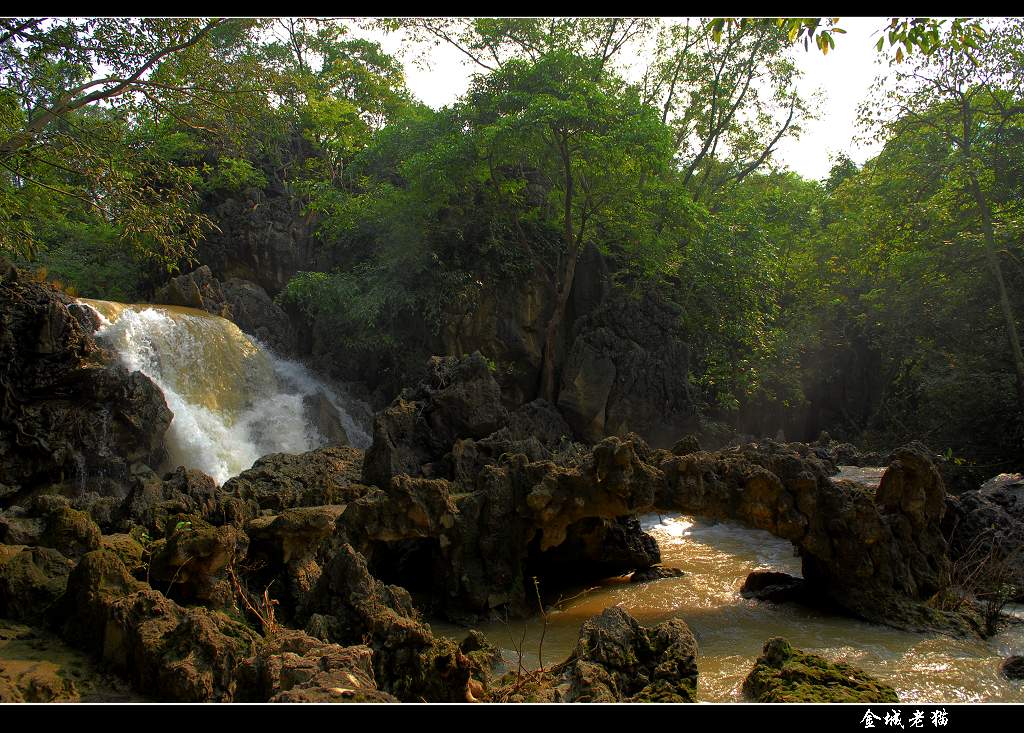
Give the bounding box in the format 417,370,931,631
431,467,1024,702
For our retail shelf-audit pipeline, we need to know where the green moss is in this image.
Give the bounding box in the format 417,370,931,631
631,679,697,703
742,637,899,703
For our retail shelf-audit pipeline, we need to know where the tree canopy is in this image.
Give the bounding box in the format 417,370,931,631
5,16,1024,464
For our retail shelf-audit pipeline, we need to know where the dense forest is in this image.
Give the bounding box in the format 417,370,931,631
2,17,1024,706
4,17,1021,468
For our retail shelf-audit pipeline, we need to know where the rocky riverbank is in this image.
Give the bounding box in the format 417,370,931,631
2,260,1022,702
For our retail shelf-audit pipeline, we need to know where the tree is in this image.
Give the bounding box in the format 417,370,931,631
456,51,678,401
391,17,657,74
391,18,808,202
0,17,267,262
640,19,807,203
863,18,1024,412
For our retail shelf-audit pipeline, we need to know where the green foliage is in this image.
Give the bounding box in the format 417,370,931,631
4,15,1020,465
0,17,271,263
282,49,703,386
14,219,152,301
709,17,987,62
201,156,267,193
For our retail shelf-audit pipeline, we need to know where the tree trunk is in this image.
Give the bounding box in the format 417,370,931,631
539,136,578,403
539,243,580,403
970,174,1024,411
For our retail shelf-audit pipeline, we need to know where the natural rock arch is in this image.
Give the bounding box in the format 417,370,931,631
342,424,976,635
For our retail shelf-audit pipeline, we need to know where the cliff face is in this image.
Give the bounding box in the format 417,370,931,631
198,187,322,296
434,246,701,447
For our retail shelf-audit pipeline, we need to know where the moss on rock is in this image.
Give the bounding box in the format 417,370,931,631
742,637,899,703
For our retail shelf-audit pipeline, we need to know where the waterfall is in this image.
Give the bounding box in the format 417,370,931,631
79,298,371,485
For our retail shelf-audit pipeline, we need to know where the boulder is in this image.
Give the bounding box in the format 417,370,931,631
742,637,899,703
298,543,491,702
943,472,1024,604
39,505,103,558
362,353,508,488
0,496,102,558
234,629,396,702
54,550,261,702
1002,655,1024,681
245,504,346,617
147,519,248,609
492,607,698,703
224,446,369,513
221,277,296,355
153,265,231,318
631,566,686,584
671,435,701,456
565,607,699,702
0,544,74,621
740,570,812,605
119,466,253,535
302,391,350,446
100,533,147,578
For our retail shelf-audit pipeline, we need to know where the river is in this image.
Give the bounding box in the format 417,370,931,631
433,511,1024,702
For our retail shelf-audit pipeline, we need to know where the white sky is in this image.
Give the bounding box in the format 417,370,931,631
359,17,898,181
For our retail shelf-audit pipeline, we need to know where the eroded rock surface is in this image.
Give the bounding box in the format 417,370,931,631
153,265,232,318
491,607,698,703
0,263,171,502
225,446,370,513
234,629,396,702
943,472,1024,603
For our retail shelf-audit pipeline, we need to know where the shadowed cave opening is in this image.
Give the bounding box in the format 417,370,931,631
367,537,441,603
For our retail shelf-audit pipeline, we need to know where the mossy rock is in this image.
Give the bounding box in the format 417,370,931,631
742,637,899,703
100,534,147,577
40,506,102,558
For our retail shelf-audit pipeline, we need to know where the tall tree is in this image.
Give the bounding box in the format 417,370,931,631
457,51,677,401
709,17,988,62
392,17,656,74
640,19,807,203
391,18,808,203
864,18,1024,411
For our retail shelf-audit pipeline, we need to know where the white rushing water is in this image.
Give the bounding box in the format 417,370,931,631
80,299,371,484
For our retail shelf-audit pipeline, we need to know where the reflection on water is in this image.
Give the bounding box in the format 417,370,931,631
432,513,1024,702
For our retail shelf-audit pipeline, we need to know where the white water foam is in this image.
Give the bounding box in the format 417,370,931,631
83,301,371,484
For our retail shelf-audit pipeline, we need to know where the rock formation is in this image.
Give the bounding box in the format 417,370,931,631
490,606,699,703
742,637,900,703
0,261,171,503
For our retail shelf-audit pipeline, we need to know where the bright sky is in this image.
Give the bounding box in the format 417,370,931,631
361,17,899,181
775,17,891,179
